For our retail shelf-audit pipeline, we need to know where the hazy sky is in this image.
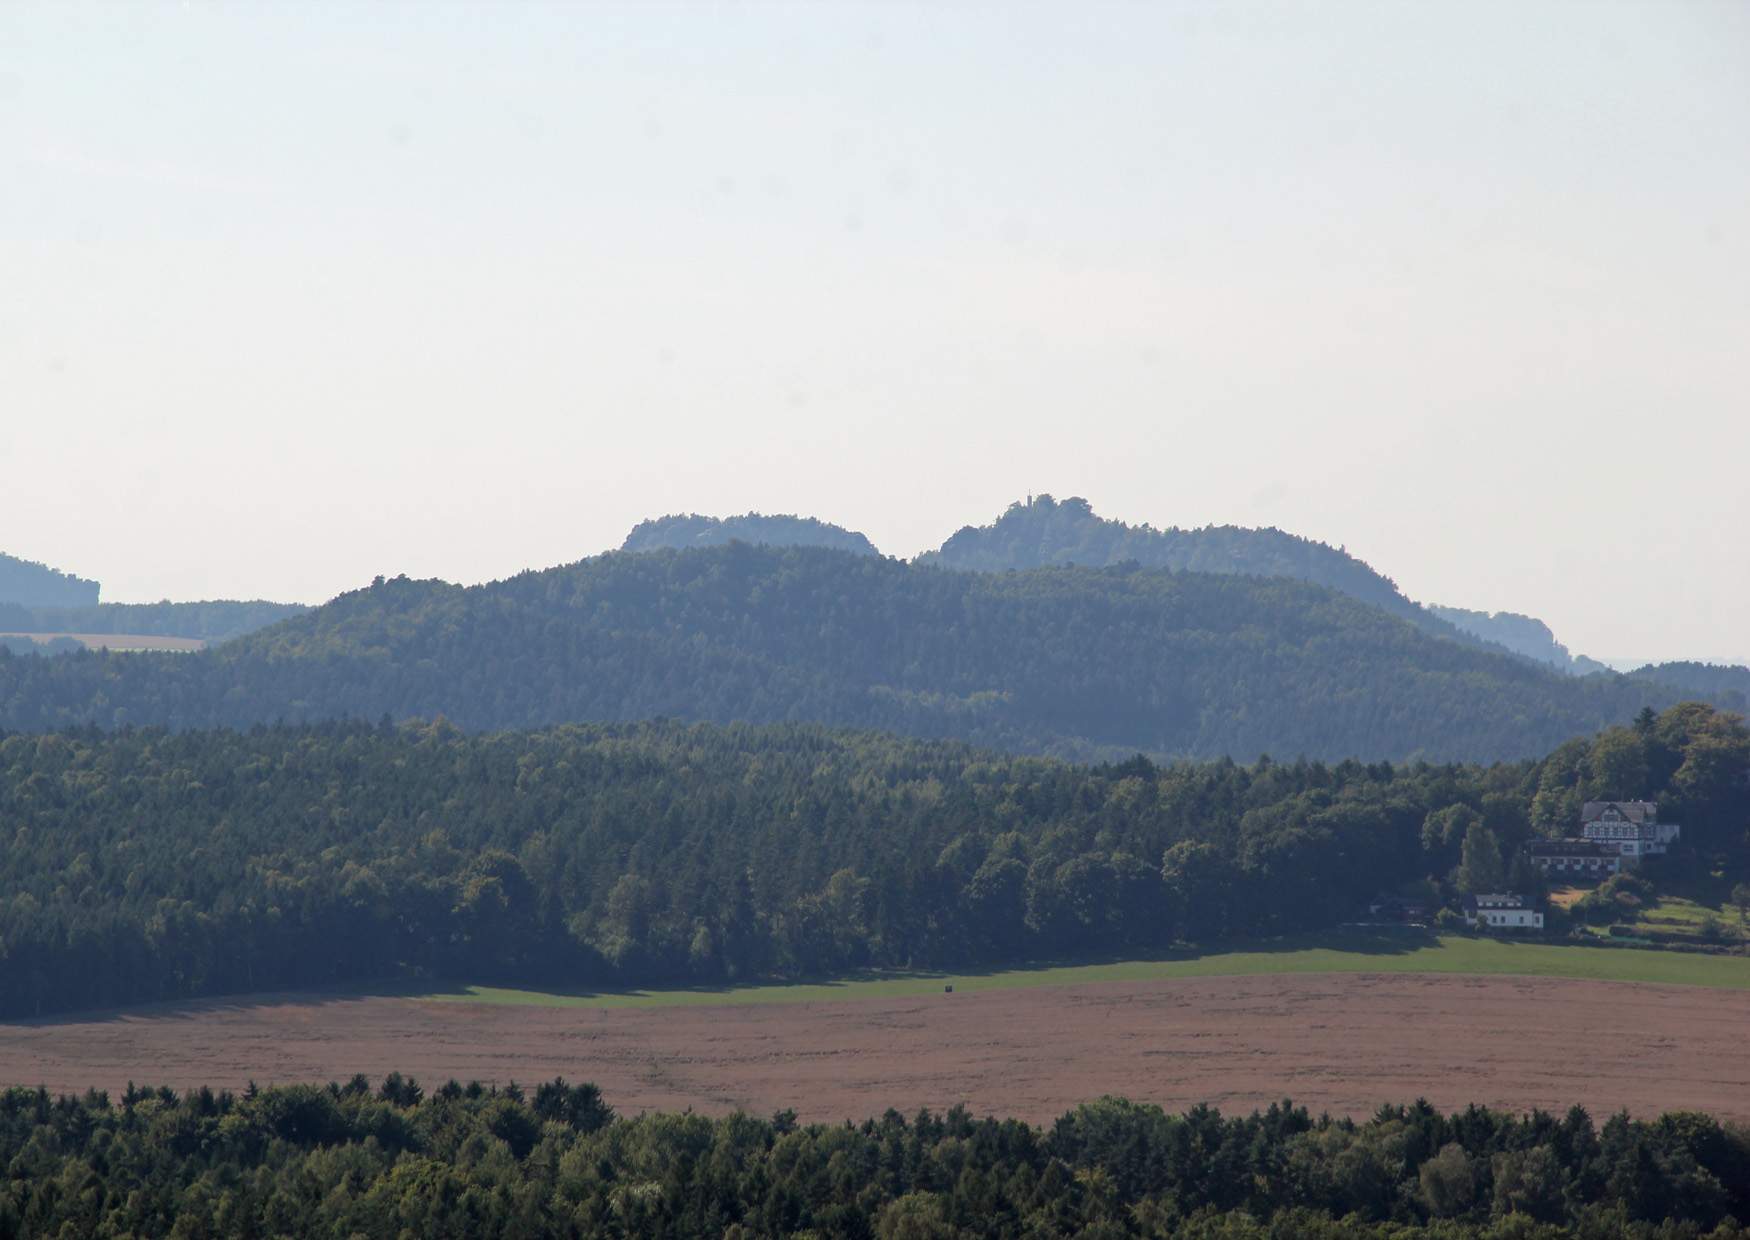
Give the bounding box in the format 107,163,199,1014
4,1,1747,663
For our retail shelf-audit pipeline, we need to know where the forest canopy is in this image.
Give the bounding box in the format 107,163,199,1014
2,1082,1747,1238
1,704,1742,1020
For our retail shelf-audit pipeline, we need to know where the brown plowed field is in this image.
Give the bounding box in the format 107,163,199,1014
5,973,1747,1123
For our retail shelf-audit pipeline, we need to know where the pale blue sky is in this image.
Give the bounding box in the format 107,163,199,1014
4,1,1747,663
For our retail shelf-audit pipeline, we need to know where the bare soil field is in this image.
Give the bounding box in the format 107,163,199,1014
5,972,1747,1123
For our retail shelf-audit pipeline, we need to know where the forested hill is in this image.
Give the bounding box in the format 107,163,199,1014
0,544,1692,762
919,496,1429,620
0,550,99,607
621,511,879,555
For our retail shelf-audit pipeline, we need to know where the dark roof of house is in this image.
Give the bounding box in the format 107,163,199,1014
1581,800,1657,824
1464,893,1530,910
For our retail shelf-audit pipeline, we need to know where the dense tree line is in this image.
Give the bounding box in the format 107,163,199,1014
3,1081,1749,1237
0,545,1711,762
0,599,305,645
0,552,98,609
0,635,83,658
1629,664,1750,715
623,512,880,556
1,705,1742,1019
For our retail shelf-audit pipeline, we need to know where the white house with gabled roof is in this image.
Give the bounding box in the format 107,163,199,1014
1462,893,1543,930
1579,801,1679,863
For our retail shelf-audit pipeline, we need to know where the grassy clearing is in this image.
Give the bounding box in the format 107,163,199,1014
415,933,1750,1011
1640,896,1723,931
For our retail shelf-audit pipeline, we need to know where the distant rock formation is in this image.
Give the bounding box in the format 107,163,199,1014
622,513,879,557
919,494,1427,624
0,551,99,608
1426,606,1577,671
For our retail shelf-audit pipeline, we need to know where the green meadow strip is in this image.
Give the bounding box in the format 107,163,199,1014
415,933,1750,1011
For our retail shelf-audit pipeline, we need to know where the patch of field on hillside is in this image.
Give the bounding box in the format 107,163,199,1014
0,632,206,652
424,933,1750,1011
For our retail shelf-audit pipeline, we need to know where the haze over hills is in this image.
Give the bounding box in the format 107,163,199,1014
912,496,1639,673
0,500,1682,684
8,6,1749,1232
625,496,1627,677
13,499,1727,690
0,542,1697,762
617,498,1431,639
0,599,308,644
1,548,307,648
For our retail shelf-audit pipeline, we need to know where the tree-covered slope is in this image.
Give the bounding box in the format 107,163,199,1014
1629,662,1750,714
0,550,99,608
622,511,879,556
0,705,1742,1019
0,545,1692,762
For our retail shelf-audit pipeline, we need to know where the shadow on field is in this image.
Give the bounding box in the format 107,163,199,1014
0,980,479,1029
8,927,1445,1028
940,925,1443,979
432,926,1447,1000
431,927,1447,1005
